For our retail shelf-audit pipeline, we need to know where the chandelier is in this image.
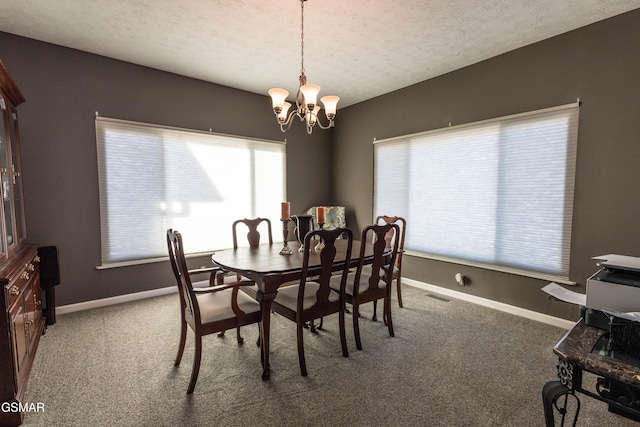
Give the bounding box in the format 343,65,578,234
268,0,339,134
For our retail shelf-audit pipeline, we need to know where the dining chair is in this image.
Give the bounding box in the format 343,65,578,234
270,227,353,377
167,229,262,394
228,217,274,292
215,217,272,294
330,223,400,350
232,217,273,249
375,215,406,308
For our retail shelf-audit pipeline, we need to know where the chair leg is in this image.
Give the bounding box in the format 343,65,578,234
297,321,308,376
187,333,203,394
256,323,262,348
236,327,244,344
385,297,395,338
372,300,378,322
309,318,324,331
258,325,264,367
353,305,363,350
339,306,348,357
396,275,404,308
174,319,187,366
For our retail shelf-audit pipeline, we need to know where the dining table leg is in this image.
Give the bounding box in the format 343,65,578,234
257,290,277,380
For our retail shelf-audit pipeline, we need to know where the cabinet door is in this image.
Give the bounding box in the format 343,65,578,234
9,299,28,380
25,270,42,349
0,94,8,258
8,107,25,246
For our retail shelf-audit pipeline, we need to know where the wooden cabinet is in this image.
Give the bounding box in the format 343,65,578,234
0,60,43,427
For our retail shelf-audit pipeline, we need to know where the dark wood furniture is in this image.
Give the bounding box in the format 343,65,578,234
166,229,262,394
375,215,406,308
230,217,273,287
330,223,399,350
0,60,44,427
542,318,640,426
211,238,379,380
271,227,353,376
232,217,273,250
222,217,274,339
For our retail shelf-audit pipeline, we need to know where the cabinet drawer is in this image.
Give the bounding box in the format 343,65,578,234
4,259,38,308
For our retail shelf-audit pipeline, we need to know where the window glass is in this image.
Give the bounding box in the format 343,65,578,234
374,104,579,279
96,117,286,265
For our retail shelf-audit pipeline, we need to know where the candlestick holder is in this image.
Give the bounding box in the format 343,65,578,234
279,219,293,255
314,222,325,251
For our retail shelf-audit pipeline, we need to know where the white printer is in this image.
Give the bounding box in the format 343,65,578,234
585,254,640,329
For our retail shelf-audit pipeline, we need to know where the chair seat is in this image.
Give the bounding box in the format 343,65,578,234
360,264,399,277
329,272,386,296
274,281,339,311
192,279,211,288
195,288,261,324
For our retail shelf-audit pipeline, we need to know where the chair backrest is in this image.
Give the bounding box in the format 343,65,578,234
297,227,353,312
375,215,406,269
167,229,200,323
357,223,400,293
232,218,273,249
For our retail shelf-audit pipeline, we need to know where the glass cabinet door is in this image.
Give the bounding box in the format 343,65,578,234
9,107,25,246
0,94,9,256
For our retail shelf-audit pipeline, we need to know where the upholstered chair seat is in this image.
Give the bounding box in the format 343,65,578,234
274,282,340,311
330,272,386,296
194,289,261,324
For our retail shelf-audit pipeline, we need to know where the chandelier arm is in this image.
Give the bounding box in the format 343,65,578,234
280,121,295,133
315,117,334,129
295,85,305,113
279,115,296,133
277,109,299,128
308,109,333,129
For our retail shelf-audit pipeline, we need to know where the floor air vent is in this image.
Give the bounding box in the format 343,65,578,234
426,294,450,302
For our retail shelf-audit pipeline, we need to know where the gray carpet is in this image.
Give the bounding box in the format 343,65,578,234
21,285,638,426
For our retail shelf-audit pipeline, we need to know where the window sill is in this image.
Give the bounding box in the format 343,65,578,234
405,250,577,286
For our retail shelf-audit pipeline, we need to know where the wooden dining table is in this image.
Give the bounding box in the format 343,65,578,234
211,238,379,380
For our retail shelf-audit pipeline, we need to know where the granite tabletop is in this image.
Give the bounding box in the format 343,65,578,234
554,318,640,388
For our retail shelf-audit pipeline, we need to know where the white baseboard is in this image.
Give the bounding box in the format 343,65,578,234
56,286,177,316
403,278,575,330
56,278,575,329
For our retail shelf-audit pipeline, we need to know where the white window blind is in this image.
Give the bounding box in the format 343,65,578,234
374,103,579,280
96,117,286,266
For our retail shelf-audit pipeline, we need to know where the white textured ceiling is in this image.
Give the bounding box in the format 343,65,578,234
1,0,639,107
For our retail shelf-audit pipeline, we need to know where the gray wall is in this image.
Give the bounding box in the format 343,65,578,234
333,9,640,320
2,9,639,319
0,32,333,305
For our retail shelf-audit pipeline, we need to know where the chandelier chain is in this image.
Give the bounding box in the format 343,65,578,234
300,0,305,76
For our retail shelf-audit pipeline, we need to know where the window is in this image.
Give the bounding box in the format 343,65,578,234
96,117,286,267
374,103,579,280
